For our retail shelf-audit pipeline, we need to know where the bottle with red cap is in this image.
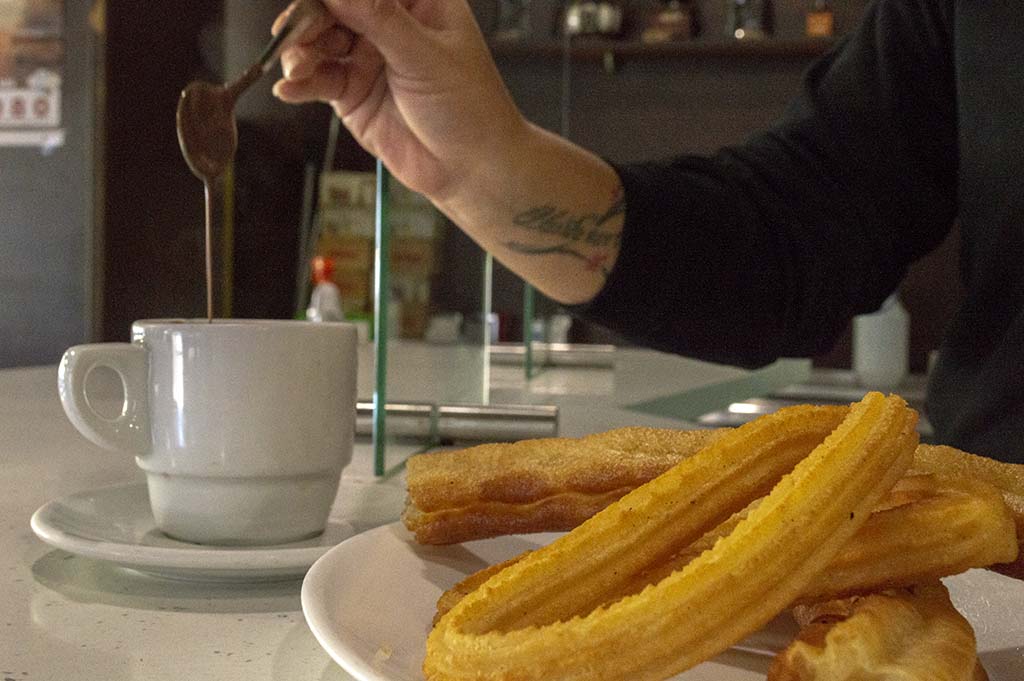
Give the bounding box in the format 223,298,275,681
306,256,345,322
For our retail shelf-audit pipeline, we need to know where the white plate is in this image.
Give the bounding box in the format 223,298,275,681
30,482,355,582
302,522,1024,681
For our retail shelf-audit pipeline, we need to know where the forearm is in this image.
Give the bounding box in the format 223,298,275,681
433,123,624,305
271,0,622,304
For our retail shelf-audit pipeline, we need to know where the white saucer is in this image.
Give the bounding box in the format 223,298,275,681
30,482,356,583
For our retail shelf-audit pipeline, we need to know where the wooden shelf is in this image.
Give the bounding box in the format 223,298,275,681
489,37,835,61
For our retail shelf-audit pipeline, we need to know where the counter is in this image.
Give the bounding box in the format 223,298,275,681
2,344,798,680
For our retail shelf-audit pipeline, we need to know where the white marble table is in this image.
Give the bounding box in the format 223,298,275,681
2,344,795,681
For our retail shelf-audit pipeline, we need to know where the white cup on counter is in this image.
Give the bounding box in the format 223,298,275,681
852,294,910,392
57,319,358,546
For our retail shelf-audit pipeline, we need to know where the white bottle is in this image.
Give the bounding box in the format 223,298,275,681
306,256,345,323
548,314,572,344
852,293,909,392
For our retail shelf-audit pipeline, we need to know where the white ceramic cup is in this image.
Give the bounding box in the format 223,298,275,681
57,319,358,546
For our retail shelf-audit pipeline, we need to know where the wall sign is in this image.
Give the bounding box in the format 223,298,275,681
0,0,64,149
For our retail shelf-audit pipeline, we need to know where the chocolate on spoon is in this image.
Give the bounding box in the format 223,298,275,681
175,0,328,183
176,65,263,183
175,0,328,321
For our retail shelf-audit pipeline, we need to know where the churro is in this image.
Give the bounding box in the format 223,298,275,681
799,473,1018,603
404,417,1024,585
912,444,1024,579
433,474,1018,622
424,394,918,680
403,425,731,544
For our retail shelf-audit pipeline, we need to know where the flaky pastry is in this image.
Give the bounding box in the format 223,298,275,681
768,581,987,681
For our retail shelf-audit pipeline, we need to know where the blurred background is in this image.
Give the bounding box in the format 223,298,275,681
0,0,960,370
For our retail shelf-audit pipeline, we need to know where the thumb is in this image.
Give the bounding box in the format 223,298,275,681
321,0,428,70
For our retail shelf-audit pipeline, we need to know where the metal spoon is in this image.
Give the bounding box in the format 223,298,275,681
176,0,327,182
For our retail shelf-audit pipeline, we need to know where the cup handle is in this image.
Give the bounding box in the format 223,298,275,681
57,343,150,454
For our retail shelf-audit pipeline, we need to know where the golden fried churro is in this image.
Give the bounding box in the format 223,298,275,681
799,474,1018,602
424,394,918,681
913,444,1024,579
403,426,731,544
768,582,986,681
405,416,1024,589
404,414,848,545
432,474,1017,623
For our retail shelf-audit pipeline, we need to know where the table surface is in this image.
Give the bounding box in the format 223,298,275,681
2,343,798,681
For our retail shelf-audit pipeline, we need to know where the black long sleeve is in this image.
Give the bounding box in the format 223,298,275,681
573,0,958,369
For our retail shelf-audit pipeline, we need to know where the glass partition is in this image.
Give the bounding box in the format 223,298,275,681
368,165,502,476
294,0,838,475
304,152,511,476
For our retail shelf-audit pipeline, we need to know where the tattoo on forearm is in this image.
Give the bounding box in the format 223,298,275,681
510,193,624,245
503,189,624,278
504,241,614,276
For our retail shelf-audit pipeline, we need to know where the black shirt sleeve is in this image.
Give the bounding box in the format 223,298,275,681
570,0,958,368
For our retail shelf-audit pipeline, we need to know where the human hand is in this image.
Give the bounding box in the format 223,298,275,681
272,1,623,306
271,0,527,202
